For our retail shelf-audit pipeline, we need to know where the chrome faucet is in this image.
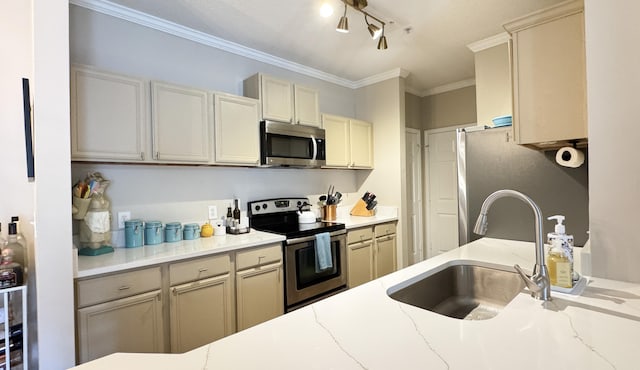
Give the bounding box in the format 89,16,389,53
473,189,551,301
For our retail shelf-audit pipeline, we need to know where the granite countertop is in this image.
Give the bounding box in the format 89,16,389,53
75,206,398,278
73,237,640,369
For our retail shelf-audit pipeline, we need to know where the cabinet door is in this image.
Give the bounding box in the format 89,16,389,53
151,81,211,162
322,114,350,167
510,10,587,145
374,234,397,279
349,119,374,168
347,241,373,288
169,274,234,353
294,85,320,127
260,75,293,123
70,66,146,161
236,262,283,331
77,290,164,363
213,93,260,165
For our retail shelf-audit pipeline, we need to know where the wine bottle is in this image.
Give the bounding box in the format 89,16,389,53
233,199,241,221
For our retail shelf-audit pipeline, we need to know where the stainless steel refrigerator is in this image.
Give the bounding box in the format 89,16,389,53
457,126,589,246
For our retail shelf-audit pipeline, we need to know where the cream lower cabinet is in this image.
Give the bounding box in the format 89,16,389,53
70,65,147,162
213,93,261,165
235,244,283,331
346,227,374,288
76,267,164,363
322,114,373,169
168,254,234,353
374,223,397,278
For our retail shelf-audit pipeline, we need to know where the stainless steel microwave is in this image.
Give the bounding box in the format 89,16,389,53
260,120,326,168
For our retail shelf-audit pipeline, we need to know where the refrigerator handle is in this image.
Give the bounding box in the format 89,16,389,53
456,128,468,246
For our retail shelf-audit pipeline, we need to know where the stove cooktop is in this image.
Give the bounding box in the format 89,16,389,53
248,197,345,239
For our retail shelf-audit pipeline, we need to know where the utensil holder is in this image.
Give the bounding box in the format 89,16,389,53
323,205,337,221
350,199,375,217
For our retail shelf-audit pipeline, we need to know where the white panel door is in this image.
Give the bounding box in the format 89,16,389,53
427,130,459,257
405,128,424,264
349,119,373,168
260,75,293,123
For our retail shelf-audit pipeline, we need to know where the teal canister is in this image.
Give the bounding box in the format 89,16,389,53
144,221,163,245
164,222,182,243
124,219,143,248
183,223,200,240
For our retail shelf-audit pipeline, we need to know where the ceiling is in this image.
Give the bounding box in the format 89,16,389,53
101,0,565,95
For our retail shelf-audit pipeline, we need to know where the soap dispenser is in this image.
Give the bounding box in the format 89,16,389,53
546,215,574,288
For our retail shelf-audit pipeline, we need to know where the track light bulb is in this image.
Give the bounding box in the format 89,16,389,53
367,23,382,39
377,35,388,50
336,4,349,33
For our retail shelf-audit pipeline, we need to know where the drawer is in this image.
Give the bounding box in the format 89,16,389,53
76,266,161,308
236,243,281,270
374,222,396,237
347,227,373,244
169,253,231,286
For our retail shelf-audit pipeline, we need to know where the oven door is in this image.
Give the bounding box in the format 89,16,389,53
260,120,326,167
284,231,346,309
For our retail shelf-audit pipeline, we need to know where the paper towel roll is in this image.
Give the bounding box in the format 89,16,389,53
556,147,585,168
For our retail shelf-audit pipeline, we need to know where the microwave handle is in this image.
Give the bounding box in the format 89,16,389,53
311,135,318,160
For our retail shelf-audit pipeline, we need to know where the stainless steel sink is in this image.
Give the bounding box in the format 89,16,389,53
388,262,526,320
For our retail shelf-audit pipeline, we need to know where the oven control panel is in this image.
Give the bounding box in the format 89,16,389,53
248,198,310,216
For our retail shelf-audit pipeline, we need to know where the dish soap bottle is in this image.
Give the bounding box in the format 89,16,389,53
547,215,574,288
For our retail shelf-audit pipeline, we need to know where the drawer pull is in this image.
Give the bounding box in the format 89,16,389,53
198,268,209,273
118,286,130,291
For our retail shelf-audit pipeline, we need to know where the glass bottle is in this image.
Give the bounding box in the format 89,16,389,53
226,206,233,227
233,199,241,221
0,223,26,287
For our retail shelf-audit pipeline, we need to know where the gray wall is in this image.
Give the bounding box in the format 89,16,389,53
422,86,477,130
405,92,423,130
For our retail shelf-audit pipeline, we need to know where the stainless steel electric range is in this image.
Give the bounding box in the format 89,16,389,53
248,197,347,312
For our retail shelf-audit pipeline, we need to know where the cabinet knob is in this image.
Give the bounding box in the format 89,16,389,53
140,152,145,160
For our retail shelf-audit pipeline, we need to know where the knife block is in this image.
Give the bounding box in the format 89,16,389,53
350,199,375,217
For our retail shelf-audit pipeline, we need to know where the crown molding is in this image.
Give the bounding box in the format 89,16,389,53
352,68,411,89
424,78,476,96
466,32,511,53
70,0,363,88
404,86,422,96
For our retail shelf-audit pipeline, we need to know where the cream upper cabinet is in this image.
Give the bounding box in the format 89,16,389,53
323,114,350,167
243,73,320,126
235,244,283,331
346,227,374,288
293,85,321,127
213,93,260,165
504,0,587,149
349,119,374,168
151,81,211,162
374,223,397,279
70,65,147,162
322,114,374,169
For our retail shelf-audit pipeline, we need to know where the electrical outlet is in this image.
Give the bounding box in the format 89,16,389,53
208,205,218,220
117,211,131,229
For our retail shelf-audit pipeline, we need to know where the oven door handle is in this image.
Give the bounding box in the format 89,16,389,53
286,229,346,245
311,135,318,160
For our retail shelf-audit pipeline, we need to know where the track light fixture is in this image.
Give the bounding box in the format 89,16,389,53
335,0,388,50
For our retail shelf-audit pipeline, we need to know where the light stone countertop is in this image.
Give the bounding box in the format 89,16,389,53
75,206,398,278
72,237,640,369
